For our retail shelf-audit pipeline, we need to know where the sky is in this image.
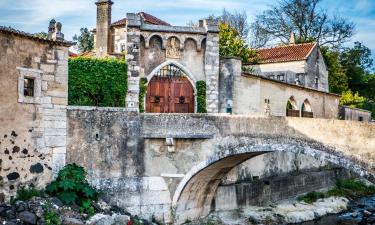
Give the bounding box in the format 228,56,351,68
0,0,374,59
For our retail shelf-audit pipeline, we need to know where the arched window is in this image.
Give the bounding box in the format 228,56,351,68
155,64,187,78
301,99,313,118
286,97,299,117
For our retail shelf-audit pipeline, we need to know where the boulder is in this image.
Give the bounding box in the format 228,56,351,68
86,213,130,225
63,217,85,225
17,211,37,224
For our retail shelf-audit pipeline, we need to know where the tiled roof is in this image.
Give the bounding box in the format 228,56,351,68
111,12,171,27
0,26,74,47
139,12,171,26
250,42,317,64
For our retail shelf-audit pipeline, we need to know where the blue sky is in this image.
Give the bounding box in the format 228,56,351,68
0,0,374,58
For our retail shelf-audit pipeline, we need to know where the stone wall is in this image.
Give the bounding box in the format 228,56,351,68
0,31,69,201
339,105,372,122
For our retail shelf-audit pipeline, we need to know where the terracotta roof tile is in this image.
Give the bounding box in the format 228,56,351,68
251,42,317,64
111,12,171,27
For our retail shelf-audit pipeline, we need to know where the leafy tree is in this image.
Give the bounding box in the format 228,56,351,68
73,28,94,53
68,57,127,107
252,0,355,48
219,23,257,62
321,47,348,94
34,32,48,39
340,90,366,108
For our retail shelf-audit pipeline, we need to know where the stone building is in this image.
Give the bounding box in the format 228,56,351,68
91,0,339,119
0,24,73,200
339,105,372,122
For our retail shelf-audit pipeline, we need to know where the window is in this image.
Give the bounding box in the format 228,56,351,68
277,74,285,81
359,116,364,121
24,78,35,97
269,75,275,80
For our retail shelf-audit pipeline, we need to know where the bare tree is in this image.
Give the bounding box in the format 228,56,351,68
252,0,355,48
221,9,250,40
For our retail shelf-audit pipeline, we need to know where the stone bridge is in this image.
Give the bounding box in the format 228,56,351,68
67,107,375,223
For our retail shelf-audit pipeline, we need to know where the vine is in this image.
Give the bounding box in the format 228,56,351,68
196,80,207,113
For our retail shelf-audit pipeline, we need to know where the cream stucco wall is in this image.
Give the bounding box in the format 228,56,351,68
233,75,339,118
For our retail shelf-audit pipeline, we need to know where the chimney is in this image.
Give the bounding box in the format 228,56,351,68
47,19,56,39
47,19,65,41
289,32,296,46
95,0,113,57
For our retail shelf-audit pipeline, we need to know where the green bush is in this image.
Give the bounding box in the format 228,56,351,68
12,186,41,203
139,78,148,113
43,203,61,225
45,163,100,215
297,191,326,203
68,57,127,107
196,81,207,113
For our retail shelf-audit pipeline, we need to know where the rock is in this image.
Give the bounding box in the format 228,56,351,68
351,212,358,218
364,210,372,217
368,207,375,213
86,213,130,225
5,209,16,219
0,193,5,203
15,201,27,212
51,197,64,207
63,217,85,225
17,211,37,224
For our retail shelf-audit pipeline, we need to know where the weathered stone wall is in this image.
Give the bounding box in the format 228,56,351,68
339,105,372,122
95,0,113,57
233,74,339,118
0,32,69,201
66,110,375,222
219,57,241,113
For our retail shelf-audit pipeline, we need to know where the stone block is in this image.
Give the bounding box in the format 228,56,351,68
42,81,48,91
41,97,52,104
45,128,66,136
40,64,55,73
140,190,171,205
142,177,168,191
46,90,67,98
52,153,66,176
45,135,66,147
52,97,68,105
52,147,66,154
44,120,67,129
55,76,67,84
42,75,55,81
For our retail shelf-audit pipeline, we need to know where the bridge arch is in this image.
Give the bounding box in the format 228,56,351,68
171,137,375,222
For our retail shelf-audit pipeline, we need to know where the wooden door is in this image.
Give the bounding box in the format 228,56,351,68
146,76,194,113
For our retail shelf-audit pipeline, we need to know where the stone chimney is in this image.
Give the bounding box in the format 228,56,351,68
289,32,296,46
47,19,65,41
95,0,113,57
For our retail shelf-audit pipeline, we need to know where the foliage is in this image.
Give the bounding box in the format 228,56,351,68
196,81,207,113
252,0,355,48
34,32,48,39
139,78,148,113
43,203,61,225
321,47,348,94
297,191,325,203
297,179,375,203
219,23,257,62
340,90,366,109
221,9,250,40
68,57,127,107
73,28,94,53
11,186,41,203
45,164,100,214
127,216,144,225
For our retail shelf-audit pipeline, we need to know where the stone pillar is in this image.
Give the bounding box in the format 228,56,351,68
219,57,242,113
95,0,113,57
204,19,220,113
125,13,141,112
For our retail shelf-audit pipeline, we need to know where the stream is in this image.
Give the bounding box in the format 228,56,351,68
297,195,375,225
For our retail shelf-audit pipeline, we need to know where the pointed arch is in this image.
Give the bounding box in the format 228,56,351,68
286,96,299,117
302,99,314,118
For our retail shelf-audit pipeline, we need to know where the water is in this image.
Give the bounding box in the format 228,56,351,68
297,196,375,225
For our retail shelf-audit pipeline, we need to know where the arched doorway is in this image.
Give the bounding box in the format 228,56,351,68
301,99,313,118
286,96,299,117
146,64,195,113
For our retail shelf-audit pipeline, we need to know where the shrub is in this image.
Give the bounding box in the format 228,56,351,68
45,163,100,215
12,185,41,203
43,203,61,225
68,57,127,107
297,191,326,203
196,81,207,113
139,78,148,113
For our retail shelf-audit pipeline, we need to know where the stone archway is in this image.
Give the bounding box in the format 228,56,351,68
145,61,197,113
171,137,375,223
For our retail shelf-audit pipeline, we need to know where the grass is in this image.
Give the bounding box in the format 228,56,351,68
297,179,375,203
11,185,41,203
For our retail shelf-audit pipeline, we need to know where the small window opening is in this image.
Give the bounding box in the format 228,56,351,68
277,74,285,81
24,78,35,97
359,116,364,122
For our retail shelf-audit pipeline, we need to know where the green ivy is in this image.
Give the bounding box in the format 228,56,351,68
196,81,207,113
68,57,127,107
45,163,100,215
139,78,148,113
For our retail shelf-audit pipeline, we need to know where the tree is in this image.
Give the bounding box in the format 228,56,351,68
221,9,250,40
218,23,257,62
73,28,94,53
321,47,348,94
34,32,48,39
252,0,355,48
340,90,366,108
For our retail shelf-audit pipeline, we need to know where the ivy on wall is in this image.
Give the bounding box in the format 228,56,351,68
196,80,207,113
68,57,127,107
139,77,148,113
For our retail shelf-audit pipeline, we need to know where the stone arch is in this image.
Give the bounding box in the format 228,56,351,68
200,38,206,52
146,33,164,49
302,99,312,112
172,137,375,222
184,38,198,51
166,35,183,50
286,96,299,117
